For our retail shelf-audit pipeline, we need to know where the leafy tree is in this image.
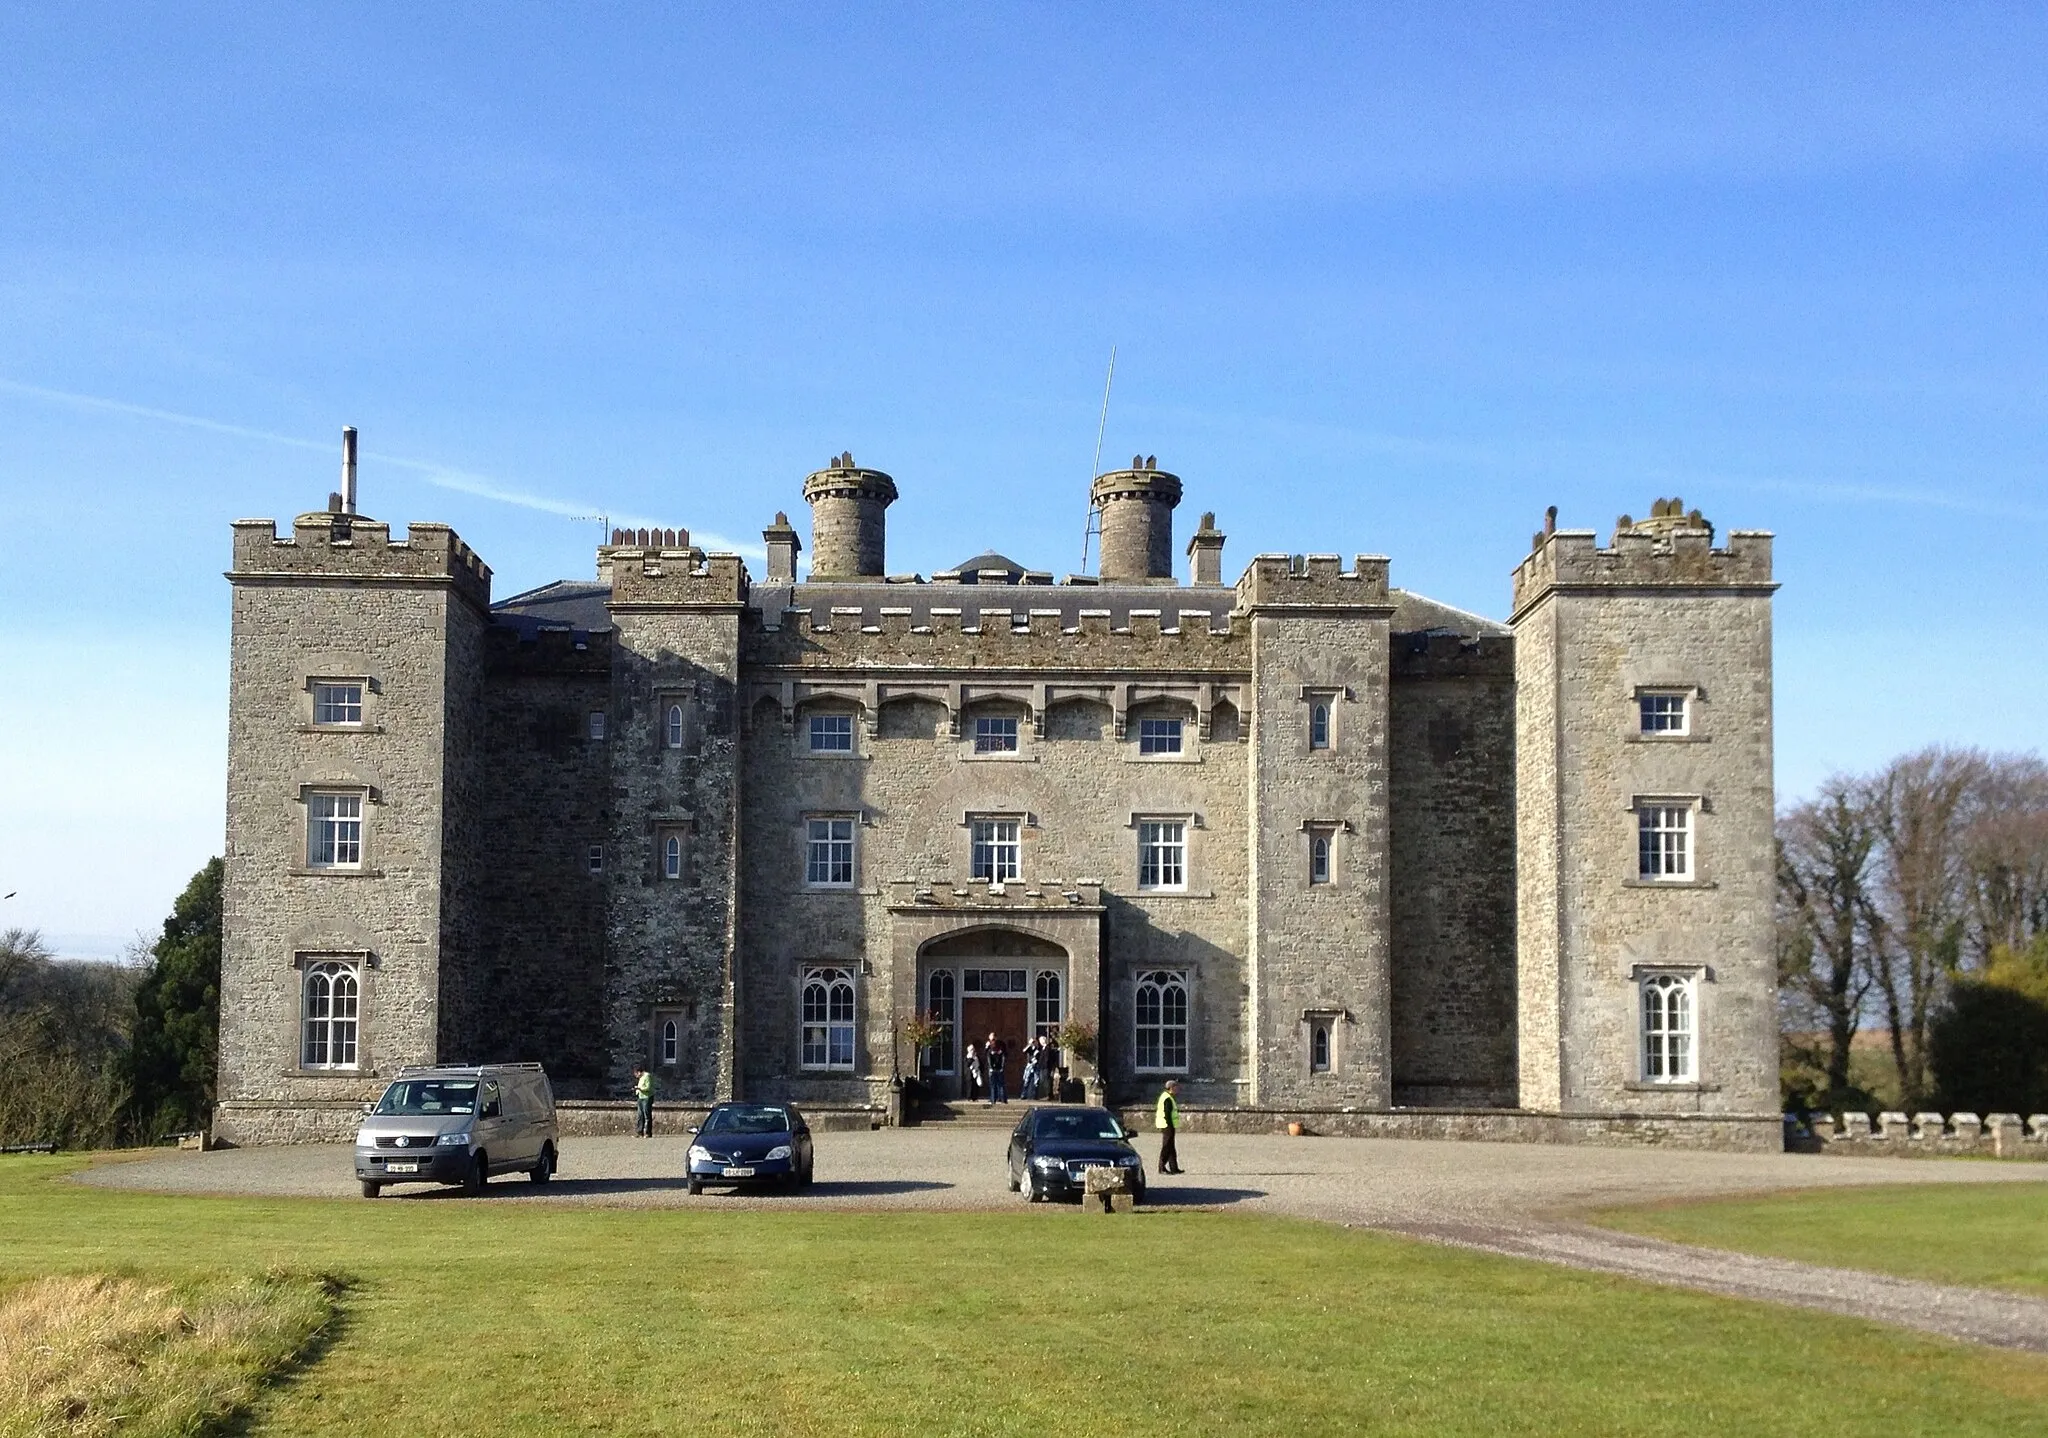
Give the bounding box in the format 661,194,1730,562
0,928,135,1149
125,858,224,1139
1930,934,2048,1114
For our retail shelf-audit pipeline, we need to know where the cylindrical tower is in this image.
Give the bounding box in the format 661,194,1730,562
1091,456,1182,581
802,452,898,581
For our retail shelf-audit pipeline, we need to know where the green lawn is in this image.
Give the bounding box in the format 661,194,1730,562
1591,1182,2048,1297
3,1157,2045,1436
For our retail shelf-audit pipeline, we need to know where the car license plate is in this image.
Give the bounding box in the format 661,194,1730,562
721,1166,755,1178
387,1162,419,1173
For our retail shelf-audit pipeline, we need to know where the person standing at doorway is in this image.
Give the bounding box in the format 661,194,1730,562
634,1064,654,1138
1020,1041,1041,1100
986,1032,1009,1105
964,1042,982,1102
1154,1079,1182,1174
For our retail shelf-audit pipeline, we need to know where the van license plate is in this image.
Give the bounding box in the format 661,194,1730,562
387,1162,419,1173
721,1166,755,1178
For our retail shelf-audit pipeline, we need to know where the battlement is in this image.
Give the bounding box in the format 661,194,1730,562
744,600,1250,673
229,512,492,610
606,547,749,611
1235,553,1393,612
1510,525,1774,622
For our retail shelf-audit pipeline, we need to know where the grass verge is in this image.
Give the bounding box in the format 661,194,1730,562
1588,1181,2048,1296
4,1156,2047,1435
0,1269,337,1438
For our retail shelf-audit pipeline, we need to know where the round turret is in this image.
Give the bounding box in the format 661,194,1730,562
1090,456,1182,582
802,452,898,580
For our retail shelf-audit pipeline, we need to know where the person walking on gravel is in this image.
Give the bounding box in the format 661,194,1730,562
634,1064,654,1137
1154,1078,1183,1174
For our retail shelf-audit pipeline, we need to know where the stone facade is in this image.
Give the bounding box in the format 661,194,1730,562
214,461,1779,1153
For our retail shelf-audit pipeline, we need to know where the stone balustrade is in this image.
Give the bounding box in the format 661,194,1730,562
1790,1108,2048,1160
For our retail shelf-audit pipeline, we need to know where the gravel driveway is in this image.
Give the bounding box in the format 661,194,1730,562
76,1127,2048,1352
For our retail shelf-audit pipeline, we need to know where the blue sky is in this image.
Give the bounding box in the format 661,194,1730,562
2,4,2044,957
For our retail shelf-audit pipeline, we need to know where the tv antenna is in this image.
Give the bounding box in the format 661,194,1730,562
1079,345,1116,573
571,511,611,544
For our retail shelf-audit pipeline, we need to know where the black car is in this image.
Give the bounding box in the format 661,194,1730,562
686,1102,815,1194
1006,1106,1146,1203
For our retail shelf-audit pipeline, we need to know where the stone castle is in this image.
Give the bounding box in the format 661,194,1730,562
215,438,1781,1149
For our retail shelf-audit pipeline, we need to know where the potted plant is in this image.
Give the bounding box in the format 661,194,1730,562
1056,1018,1097,1066
900,1011,946,1078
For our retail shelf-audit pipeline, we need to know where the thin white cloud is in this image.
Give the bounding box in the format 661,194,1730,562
0,376,765,558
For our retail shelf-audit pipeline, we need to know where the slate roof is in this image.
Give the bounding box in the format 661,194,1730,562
490,577,1509,642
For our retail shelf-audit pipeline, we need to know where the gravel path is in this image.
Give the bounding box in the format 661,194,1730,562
77,1127,2048,1350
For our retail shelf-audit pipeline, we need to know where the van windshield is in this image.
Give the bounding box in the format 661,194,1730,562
375,1080,478,1116
701,1105,791,1135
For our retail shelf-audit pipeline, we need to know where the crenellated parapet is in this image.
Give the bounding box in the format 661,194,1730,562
1235,553,1393,613
1511,525,1775,623
606,548,749,612
743,601,1251,672
230,511,492,611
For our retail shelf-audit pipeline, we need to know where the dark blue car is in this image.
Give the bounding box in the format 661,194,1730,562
1006,1106,1146,1203
686,1102,815,1194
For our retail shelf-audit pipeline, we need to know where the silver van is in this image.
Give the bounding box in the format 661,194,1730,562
354,1063,559,1198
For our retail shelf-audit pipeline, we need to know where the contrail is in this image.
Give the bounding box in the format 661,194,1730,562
0,376,765,554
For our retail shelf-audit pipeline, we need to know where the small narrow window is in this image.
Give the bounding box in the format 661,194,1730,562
1309,701,1330,750
809,714,854,752
1639,693,1688,735
1138,821,1187,890
1641,973,1697,1081
970,818,1021,883
806,818,856,887
313,682,364,726
665,704,685,749
1138,718,1184,755
1311,1022,1331,1073
661,1018,680,1066
587,845,604,875
973,715,1019,754
1309,832,1332,886
588,711,607,741
926,969,956,1073
663,833,684,880
1637,804,1693,881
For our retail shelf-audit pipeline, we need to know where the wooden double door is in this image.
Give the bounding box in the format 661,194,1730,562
962,996,1030,1095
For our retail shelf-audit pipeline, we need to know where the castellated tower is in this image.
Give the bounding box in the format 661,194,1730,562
217,507,493,1142
802,453,896,580
1240,553,1396,1107
1509,501,1779,1150
1092,458,1181,581
602,537,749,1100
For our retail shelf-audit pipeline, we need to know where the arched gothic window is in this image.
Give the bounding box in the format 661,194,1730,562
1311,1022,1331,1073
663,834,683,880
1034,970,1062,1040
666,704,685,749
1641,973,1696,1081
661,1018,679,1066
1134,970,1189,1073
801,967,856,1070
301,960,360,1069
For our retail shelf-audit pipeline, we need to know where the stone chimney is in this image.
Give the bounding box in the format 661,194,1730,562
1091,456,1181,582
763,511,801,583
1186,511,1225,585
802,453,897,581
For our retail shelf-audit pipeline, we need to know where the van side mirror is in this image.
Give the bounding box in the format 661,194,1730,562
362,1103,375,1115
482,1100,501,1119
687,1125,699,1134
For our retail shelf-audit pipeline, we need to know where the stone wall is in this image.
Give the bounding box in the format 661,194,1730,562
1110,1103,1783,1152
1388,633,1518,1107
1799,1110,2048,1161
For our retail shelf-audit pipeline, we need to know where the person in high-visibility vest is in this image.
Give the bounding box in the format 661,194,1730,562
634,1065,654,1138
1153,1079,1183,1174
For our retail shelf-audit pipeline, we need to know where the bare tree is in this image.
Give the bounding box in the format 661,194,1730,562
1777,778,1879,1105
1960,753,2048,961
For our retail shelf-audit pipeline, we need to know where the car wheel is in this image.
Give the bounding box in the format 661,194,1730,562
463,1152,488,1196
1021,1173,1039,1203
530,1143,555,1184
1006,1161,1020,1193
800,1159,814,1187
687,1178,703,1196
360,1181,381,1200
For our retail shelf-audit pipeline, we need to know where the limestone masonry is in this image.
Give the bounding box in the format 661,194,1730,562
216,454,1780,1149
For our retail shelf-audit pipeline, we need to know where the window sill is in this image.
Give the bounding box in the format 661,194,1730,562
1125,753,1201,764
1622,878,1716,890
298,723,386,735
1624,733,1709,744
1622,1081,1720,1093
800,885,861,894
1136,888,1213,899
289,866,385,878
962,752,1036,763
